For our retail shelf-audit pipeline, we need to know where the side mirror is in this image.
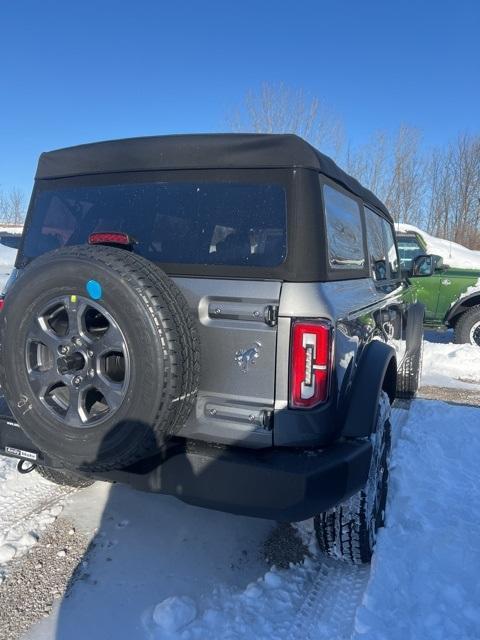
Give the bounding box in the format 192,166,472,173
412,254,435,277
432,255,444,271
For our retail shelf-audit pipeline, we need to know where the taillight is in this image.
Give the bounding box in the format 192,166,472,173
0,297,4,312
290,320,332,409
88,232,135,246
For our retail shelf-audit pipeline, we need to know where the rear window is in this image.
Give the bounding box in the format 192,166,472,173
22,180,287,267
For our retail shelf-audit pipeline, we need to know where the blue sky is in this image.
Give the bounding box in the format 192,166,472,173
1,0,479,195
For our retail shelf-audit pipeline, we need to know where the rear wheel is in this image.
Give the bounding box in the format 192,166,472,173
454,306,480,347
314,391,391,564
35,465,94,488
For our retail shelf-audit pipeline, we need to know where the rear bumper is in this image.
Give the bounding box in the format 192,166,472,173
96,439,372,521
0,397,372,522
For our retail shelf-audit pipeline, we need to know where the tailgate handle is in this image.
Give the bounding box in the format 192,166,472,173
208,302,278,326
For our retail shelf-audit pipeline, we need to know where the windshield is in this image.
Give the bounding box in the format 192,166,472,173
397,235,424,270
22,178,287,268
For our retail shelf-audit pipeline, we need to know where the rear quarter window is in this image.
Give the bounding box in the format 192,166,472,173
323,184,365,270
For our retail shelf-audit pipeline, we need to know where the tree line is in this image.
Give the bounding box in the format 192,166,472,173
0,187,25,226
229,83,480,250
2,84,478,249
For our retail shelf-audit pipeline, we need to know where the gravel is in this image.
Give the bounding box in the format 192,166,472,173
0,517,91,640
419,385,480,407
264,523,310,569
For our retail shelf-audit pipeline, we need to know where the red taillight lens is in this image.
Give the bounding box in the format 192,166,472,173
0,298,4,312
290,320,331,409
88,232,134,246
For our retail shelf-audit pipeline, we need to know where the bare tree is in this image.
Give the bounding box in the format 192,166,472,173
0,187,26,225
8,188,26,225
345,126,425,225
425,134,480,249
228,86,480,248
448,133,480,248
385,125,425,226
228,83,345,159
344,131,389,199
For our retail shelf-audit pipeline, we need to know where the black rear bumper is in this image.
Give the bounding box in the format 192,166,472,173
0,397,372,522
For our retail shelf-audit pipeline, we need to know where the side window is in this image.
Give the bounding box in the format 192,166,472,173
382,219,400,279
364,207,388,281
323,184,365,270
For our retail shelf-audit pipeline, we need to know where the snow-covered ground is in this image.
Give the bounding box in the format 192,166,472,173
422,338,480,389
397,223,480,269
0,244,17,291
0,457,71,576
353,399,480,640
0,334,478,639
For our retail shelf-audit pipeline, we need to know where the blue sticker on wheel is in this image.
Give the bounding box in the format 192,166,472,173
86,279,102,300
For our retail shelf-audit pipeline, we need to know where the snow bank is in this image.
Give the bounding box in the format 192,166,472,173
397,223,480,269
354,400,480,639
0,225,23,235
0,243,17,267
422,341,480,388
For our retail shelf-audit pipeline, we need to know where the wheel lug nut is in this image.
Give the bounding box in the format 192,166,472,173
58,345,68,355
87,350,94,358
72,376,82,385
88,368,95,378
73,337,82,347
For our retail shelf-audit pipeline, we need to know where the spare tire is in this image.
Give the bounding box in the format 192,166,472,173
0,245,200,471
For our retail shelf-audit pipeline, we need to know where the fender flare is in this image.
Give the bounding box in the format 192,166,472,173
405,302,425,356
342,340,397,439
444,292,480,325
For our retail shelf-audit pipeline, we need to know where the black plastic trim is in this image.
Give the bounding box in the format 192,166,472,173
0,395,372,522
87,438,372,522
444,292,480,325
341,341,397,438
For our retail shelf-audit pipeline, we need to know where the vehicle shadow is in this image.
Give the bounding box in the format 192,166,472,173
26,422,273,640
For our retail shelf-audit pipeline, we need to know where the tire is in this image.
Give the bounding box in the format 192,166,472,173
0,245,200,472
36,465,94,488
314,391,392,565
396,339,423,399
454,305,480,347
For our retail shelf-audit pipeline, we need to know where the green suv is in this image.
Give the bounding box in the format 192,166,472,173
397,230,480,346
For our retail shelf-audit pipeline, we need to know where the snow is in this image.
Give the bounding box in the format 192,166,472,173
422,340,480,388
0,456,70,582
353,400,480,640
22,399,480,640
151,596,197,633
0,325,478,638
0,225,23,235
0,243,17,267
397,223,480,269
0,243,16,291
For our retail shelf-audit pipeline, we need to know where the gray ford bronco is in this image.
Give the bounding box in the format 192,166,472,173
0,134,434,564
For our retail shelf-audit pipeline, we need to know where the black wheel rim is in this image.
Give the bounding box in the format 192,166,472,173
25,295,130,428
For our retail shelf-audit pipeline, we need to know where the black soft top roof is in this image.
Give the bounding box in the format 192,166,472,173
35,133,392,222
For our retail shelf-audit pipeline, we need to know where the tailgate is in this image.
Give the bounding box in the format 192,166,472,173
174,278,281,448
